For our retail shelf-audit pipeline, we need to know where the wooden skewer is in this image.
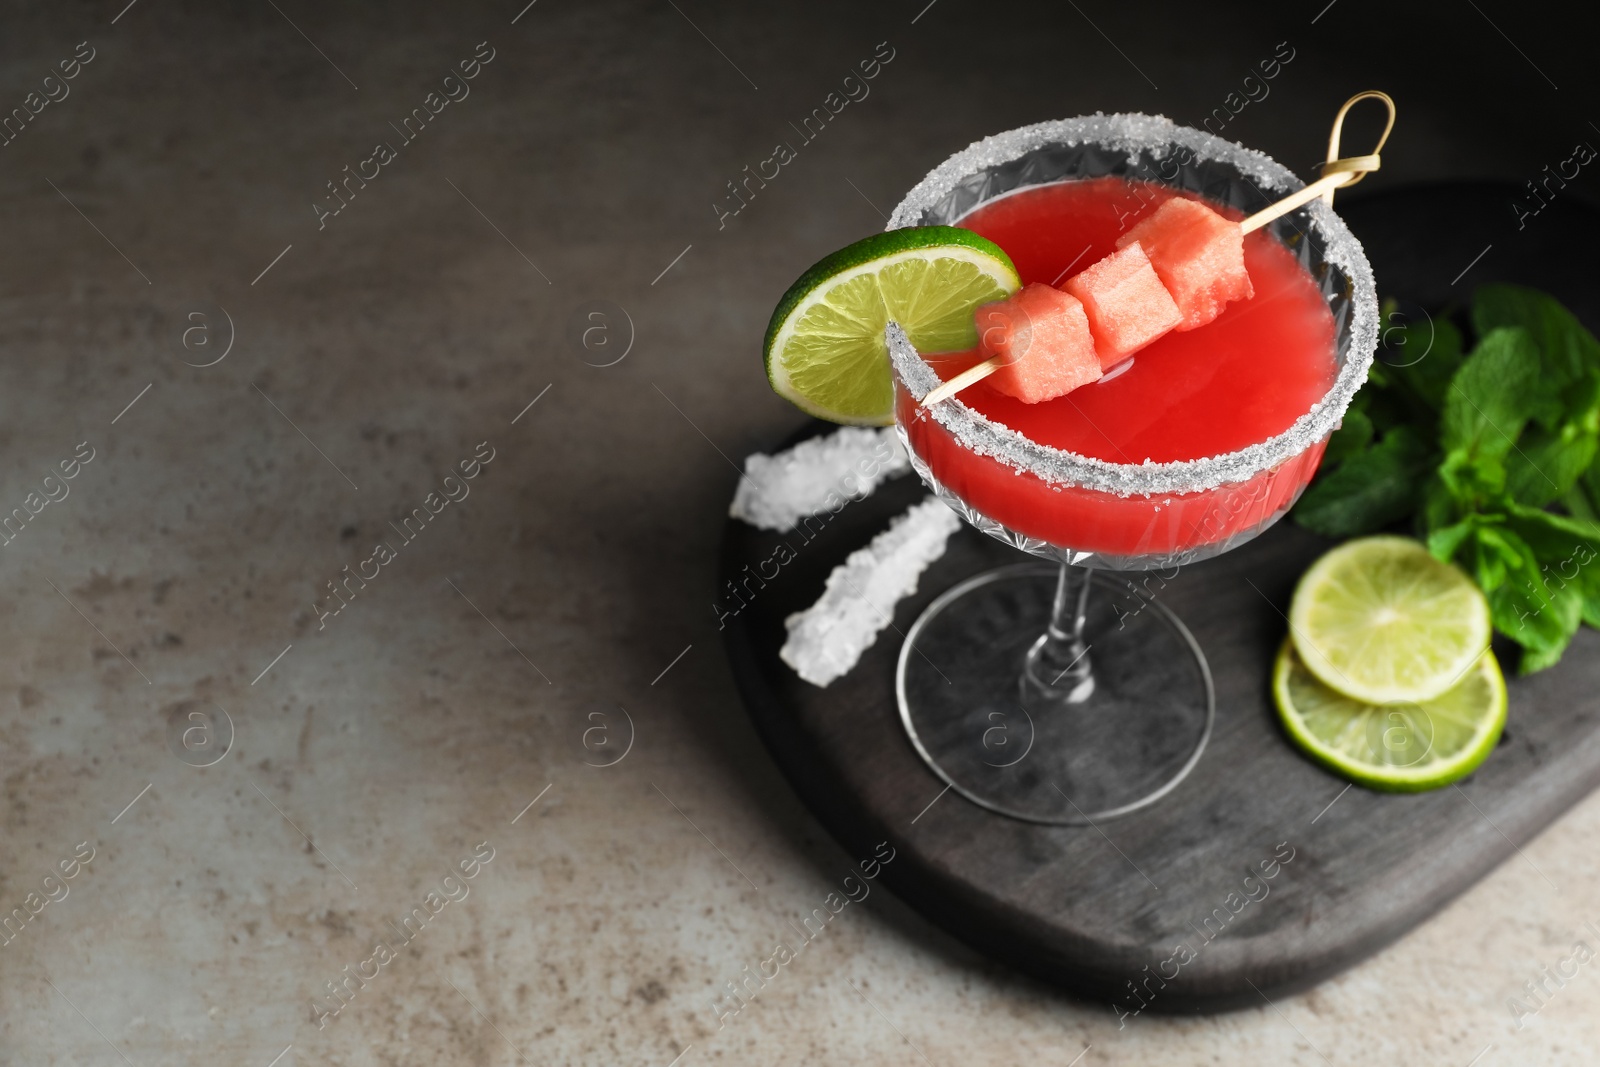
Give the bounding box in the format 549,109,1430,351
1238,166,1364,234
918,92,1394,410
920,349,1019,409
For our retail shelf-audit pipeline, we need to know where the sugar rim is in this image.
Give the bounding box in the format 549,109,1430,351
885,112,1378,499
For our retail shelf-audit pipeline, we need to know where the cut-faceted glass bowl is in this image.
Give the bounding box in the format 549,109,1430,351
886,112,1379,571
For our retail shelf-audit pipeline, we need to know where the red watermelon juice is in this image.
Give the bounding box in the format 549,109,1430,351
897,177,1338,560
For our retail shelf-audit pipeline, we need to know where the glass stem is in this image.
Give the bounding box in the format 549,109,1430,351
1024,561,1096,702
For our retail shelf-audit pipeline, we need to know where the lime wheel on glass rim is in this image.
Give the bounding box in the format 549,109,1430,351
763,227,1020,425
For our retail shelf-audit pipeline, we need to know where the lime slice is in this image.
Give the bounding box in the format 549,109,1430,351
763,227,1020,425
1288,535,1491,704
1273,640,1506,792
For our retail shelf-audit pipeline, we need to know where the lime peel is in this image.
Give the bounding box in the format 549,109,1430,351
763,227,1020,425
1273,640,1506,793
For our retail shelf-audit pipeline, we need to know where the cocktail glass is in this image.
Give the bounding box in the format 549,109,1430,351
886,114,1378,824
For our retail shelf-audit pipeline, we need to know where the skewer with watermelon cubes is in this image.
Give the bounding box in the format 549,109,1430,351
920,91,1394,409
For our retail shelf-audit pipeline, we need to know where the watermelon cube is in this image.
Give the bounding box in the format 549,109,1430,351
1117,197,1254,331
1062,241,1182,369
975,283,1102,404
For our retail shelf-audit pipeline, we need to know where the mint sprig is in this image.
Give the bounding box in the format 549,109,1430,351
1294,284,1600,673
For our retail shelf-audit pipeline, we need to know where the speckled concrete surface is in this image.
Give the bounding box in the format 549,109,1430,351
2,1,1599,1064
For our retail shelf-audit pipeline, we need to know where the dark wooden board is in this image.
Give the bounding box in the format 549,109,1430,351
721,183,1600,1013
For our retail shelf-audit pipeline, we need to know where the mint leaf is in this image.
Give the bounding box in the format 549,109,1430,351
1434,446,1507,513
1520,638,1572,674
1473,283,1600,390
1505,422,1599,507
1473,523,1582,671
1385,313,1464,413
1361,309,1462,438
1323,406,1373,466
1474,285,1600,432
1426,518,1476,562
1293,425,1435,537
1440,328,1541,461
1583,464,1600,516
1422,470,1463,533
1563,485,1598,522
1469,522,1523,593
1488,572,1582,672
1504,502,1600,618
1491,506,1596,672
1504,503,1600,576
1504,499,1600,547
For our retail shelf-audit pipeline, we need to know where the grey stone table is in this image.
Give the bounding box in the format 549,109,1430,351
1,1,1597,1064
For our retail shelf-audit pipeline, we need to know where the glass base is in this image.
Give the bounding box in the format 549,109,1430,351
897,563,1214,825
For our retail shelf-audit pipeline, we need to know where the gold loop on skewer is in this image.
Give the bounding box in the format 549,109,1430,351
1319,90,1395,204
